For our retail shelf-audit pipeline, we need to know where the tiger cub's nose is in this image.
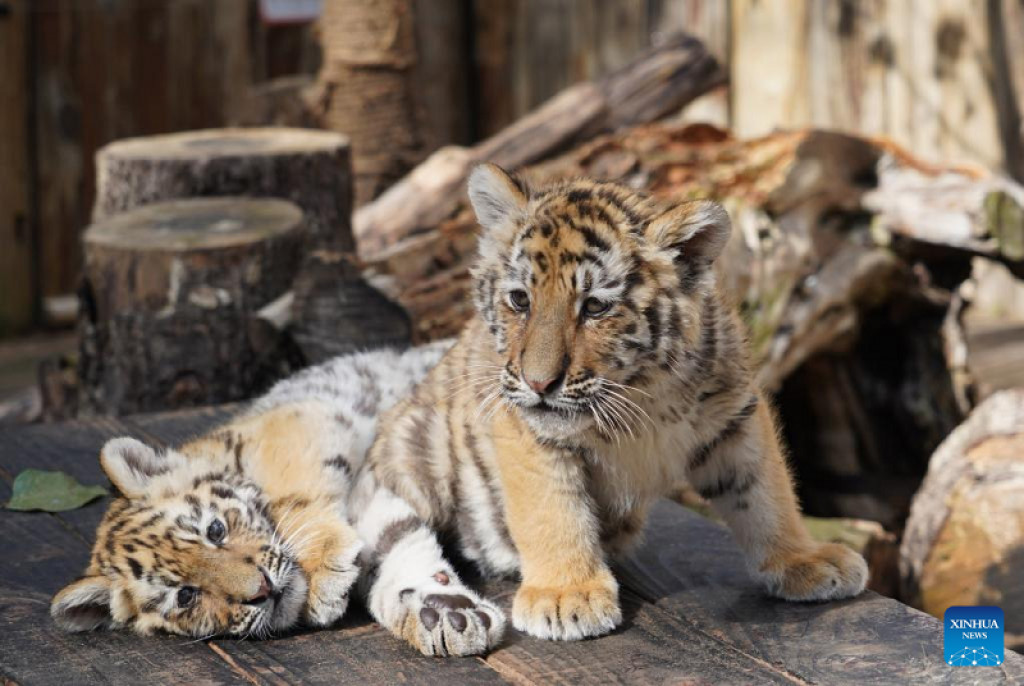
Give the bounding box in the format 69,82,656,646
527,376,557,394
245,570,273,605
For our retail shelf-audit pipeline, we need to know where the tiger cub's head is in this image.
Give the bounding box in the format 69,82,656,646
51,437,305,637
468,164,730,439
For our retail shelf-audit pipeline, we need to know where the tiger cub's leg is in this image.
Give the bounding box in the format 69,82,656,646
270,495,362,626
686,394,868,601
355,486,505,656
493,429,622,641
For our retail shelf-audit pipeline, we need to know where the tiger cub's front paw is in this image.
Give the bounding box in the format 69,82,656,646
303,551,361,627
385,577,505,657
512,571,622,641
761,542,868,602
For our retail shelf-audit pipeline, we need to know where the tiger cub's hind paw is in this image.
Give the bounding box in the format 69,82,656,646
761,542,868,602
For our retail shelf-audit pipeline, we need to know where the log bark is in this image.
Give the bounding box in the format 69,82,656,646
290,251,412,364
899,389,1024,650
93,128,354,251
354,32,726,258
78,198,305,415
309,0,472,206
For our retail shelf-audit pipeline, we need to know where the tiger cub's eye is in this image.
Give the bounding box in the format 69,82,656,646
508,289,530,312
177,586,199,607
582,297,611,317
206,519,226,544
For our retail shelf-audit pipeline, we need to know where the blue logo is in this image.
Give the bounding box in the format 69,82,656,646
944,606,1004,666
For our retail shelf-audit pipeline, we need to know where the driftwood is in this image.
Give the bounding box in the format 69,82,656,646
899,389,1024,649
359,121,1024,526
93,127,354,251
354,32,726,258
78,198,305,415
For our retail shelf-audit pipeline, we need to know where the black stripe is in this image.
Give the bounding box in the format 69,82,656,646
463,422,514,550
375,516,424,559
577,224,611,253
696,467,758,501
127,557,144,579
566,188,592,204
326,454,352,475
211,485,236,500
644,303,662,350
688,396,759,471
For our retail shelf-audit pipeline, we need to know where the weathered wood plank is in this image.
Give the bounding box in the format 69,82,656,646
0,416,131,543
4,413,1020,684
124,405,240,448
616,500,1024,684
484,588,806,684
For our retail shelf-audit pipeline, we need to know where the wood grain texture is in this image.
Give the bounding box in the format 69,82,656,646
618,501,1024,684
2,413,1021,684
0,0,35,335
471,0,731,137
730,0,1017,177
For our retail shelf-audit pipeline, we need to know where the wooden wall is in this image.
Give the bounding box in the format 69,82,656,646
0,0,35,336
29,0,252,306
471,0,1024,183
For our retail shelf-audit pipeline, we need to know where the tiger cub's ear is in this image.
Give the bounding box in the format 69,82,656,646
645,200,731,286
51,574,113,632
468,163,530,231
100,437,184,498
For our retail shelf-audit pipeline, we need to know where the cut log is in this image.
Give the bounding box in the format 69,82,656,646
354,32,726,258
78,198,305,415
864,156,1024,277
93,128,354,251
900,389,1024,651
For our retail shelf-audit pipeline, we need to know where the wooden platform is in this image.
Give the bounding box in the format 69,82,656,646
1,408,1022,685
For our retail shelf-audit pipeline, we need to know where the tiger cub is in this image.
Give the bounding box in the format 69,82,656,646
354,165,868,652
50,343,489,639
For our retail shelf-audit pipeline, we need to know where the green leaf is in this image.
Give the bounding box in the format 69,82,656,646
5,469,108,512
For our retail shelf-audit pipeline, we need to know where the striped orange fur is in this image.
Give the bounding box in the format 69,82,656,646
359,164,868,646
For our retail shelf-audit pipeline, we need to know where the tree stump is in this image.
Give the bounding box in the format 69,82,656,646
93,128,354,251
78,198,305,415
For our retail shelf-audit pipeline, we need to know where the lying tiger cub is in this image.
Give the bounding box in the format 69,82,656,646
49,341,509,644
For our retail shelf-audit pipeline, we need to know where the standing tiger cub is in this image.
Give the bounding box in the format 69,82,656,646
356,165,867,650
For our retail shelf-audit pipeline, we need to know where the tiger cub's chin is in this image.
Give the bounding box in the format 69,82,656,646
518,403,596,440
